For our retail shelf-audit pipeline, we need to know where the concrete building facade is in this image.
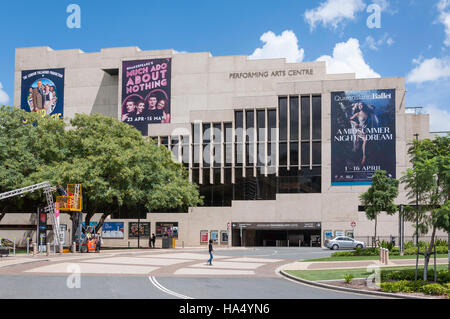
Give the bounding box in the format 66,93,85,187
2,46,445,249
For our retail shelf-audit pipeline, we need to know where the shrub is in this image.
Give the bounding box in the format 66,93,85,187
436,270,450,284
331,251,355,257
404,241,415,249
419,283,448,296
381,269,416,282
401,245,448,255
434,239,448,247
381,269,450,284
380,280,414,293
344,273,354,284
381,280,427,293
354,247,379,256
380,240,395,252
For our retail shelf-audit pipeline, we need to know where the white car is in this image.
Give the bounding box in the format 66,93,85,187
325,236,366,250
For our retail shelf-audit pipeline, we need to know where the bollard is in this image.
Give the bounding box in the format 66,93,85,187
53,241,56,255
13,238,16,256
27,238,30,255
380,248,383,263
32,243,37,256
385,249,389,265
72,242,76,253
46,243,50,256
59,244,63,255
182,241,184,249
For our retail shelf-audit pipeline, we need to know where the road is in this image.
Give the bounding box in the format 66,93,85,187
0,247,380,299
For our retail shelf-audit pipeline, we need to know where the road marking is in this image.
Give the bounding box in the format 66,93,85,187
188,261,264,269
230,257,283,263
175,268,255,276
25,262,157,275
81,257,190,266
148,276,193,299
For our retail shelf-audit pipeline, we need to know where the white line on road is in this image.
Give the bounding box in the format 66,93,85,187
148,276,193,299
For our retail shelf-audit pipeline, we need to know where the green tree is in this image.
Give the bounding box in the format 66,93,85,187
30,113,202,233
400,136,450,278
432,200,450,270
360,170,399,247
0,106,67,220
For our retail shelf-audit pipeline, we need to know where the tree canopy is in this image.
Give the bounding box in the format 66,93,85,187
400,135,450,274
360,170,399,245
0,106,202,228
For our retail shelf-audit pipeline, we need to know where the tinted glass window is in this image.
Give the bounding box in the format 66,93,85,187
257,110,265,142
301,142,310,166
203,124,211,143
268,109,276,142
312,95,321,140
290,96,299,141
312,142,321,165
279,142,287,166
235,111,243,143
301,96,310,140
246,110,254,143
290,142,298,166
279,97,287,141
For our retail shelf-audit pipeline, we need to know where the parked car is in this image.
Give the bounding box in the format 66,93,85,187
325,236,366,250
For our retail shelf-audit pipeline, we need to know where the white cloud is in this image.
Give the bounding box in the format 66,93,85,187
406,56,450,83
424,104,450,132
173,49,188,54
317,38,381,78
249,30,305,63
304,0,366,30
437,0,450,46
372,0,396,14
0,82,9,105
364,33,395,50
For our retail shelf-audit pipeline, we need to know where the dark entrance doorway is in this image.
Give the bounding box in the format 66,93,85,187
232,222,322,247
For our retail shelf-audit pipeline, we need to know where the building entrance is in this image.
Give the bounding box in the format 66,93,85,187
231,222,322,247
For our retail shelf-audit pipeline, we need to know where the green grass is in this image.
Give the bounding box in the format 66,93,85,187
302,254,449,262
285,264,448,282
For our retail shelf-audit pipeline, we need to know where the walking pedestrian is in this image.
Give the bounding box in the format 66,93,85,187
151,233,156,248
207,239,214,265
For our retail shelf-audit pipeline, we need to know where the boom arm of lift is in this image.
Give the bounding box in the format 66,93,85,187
0,181,62,245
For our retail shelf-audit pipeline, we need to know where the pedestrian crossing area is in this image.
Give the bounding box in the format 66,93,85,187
22,251,285,277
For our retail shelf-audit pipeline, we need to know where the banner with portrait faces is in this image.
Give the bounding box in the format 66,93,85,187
21,68,65,118
121,58,172,135
331,89,396,185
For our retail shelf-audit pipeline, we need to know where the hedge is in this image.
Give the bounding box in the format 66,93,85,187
381,269,450,284
331,246,448,257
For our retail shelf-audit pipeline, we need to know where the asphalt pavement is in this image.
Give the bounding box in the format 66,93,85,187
0,247,381,299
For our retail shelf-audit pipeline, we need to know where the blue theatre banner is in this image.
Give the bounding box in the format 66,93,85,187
331,89,396,186
21,68,65,118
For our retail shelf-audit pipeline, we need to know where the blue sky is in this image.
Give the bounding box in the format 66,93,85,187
0,0,449,131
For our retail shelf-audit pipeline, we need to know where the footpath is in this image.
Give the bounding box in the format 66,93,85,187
0,246,246,269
